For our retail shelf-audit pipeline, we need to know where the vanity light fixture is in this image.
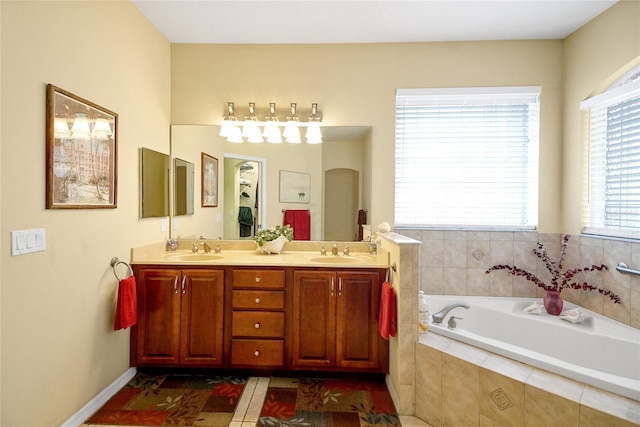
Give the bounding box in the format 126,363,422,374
220,101,323,144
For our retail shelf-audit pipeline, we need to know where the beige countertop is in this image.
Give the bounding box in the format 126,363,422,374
131,240,390,268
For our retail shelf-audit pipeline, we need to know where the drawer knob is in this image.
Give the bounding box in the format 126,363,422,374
255,297,261,304
255,277,261,283
254,322,261,329
254,350,260,357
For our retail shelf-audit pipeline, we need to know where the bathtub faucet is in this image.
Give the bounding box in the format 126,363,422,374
432,302,470,324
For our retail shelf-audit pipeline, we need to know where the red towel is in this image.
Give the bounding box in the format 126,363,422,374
114,275,137,330
378,281,397,340
283,209,311,240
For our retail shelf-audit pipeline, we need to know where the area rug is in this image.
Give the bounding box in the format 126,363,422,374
85,372,246,426
258,377,401,427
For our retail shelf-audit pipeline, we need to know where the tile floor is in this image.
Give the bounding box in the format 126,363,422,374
82,375,431,427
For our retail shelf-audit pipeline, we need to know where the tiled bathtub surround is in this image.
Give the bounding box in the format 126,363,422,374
416,333,640,427
398,230,640,329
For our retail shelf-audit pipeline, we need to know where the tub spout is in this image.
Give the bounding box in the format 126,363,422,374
432,302,470,324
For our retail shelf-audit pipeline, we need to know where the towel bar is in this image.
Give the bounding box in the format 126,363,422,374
110,257,133,281
616,262,640,276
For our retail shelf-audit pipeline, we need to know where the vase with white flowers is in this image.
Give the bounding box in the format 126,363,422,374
486,234,621,315
253,225,294,254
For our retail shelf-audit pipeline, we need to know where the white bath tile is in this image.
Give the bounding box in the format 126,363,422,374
467,231,491,241
490,231,514,241
228,422,243,427
479,367,525,427
444,230,467,240
581,385,640,425
489,273,513,297
442,339,490,367
602,282,631,324
422,230,445,240
536,233,561,243
513,231,538,242
422,239,444,268
512,279,537,297
420,331,454,352
525,369,584,403
416,341,442,392
468,240,492,269
481,354,533,383
415,383,442,427
243,377,270,422
580,290,604,314
233,377,258,422
443,267,467,295
422,267,444,294
467,268,491,296
630,286,640,328
524,385,579,427
514,240,538,269
489,240,514,266
444,239,467,268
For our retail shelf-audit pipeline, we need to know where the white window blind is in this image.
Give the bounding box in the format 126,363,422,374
581,69,640,238
395,87,540,228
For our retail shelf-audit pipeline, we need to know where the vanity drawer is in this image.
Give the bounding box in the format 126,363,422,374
232,290,284,310
232,269,285,289
231,339,284,367
232,311,285,338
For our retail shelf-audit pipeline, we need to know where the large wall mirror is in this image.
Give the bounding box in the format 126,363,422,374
169,125,373,241
139,147,169,218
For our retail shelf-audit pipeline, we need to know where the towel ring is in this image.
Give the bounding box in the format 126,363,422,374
110,257,133,281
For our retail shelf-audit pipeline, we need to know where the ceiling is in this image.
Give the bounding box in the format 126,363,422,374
131,0,617,44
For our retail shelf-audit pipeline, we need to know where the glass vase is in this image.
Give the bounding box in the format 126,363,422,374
543,290,564,315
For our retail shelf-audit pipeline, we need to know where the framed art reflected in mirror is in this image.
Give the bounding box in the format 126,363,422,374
202,152,218,207
46,84,118,209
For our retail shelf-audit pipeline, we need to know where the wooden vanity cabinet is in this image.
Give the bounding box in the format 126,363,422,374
131,267,225,367
291,269,388,372
229,269,286,368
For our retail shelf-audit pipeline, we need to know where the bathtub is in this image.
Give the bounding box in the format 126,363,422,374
423,295,640,401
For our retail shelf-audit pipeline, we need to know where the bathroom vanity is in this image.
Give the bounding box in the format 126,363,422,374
129,242,390,374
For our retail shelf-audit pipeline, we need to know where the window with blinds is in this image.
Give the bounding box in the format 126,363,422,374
581,67,640,239
395,87,541,229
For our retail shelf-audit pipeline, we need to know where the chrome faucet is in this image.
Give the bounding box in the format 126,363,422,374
432,302,470,324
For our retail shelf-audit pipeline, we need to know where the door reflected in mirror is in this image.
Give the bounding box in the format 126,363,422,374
174,158,194,216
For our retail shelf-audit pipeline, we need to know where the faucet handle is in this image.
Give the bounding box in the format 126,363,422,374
448,316,462,329
319,245,327,256
192,243,199,253
343,245,351,256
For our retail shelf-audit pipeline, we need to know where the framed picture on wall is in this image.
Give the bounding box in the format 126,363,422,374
279,170,311,203
201,152,218,207
46,84,118,209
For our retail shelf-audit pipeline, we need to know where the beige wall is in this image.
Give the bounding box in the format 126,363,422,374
171,40,565,233
0,1,170,425
562,0,640,234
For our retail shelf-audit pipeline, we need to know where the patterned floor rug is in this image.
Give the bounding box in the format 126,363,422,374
85,372,246,426
258,377,401,427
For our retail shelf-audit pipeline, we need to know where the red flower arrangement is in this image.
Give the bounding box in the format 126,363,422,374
486,234,621,304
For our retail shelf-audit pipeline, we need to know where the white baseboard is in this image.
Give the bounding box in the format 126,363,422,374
61,367,137,427
385,374,400,414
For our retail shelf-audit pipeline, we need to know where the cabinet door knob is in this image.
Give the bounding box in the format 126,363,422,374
254,322,261,329
254,350,260,357
255,276,261,283
255,297,261,304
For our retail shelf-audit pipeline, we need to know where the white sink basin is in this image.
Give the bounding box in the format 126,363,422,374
165,253,224,262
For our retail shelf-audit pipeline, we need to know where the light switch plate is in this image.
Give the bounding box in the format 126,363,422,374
11,228,46,256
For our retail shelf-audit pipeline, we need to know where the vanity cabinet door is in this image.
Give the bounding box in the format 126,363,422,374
336,271,382,370
291,270,337,368
135,268,182,365
180,269,225,366
133,267,224,367
291,269,387,372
